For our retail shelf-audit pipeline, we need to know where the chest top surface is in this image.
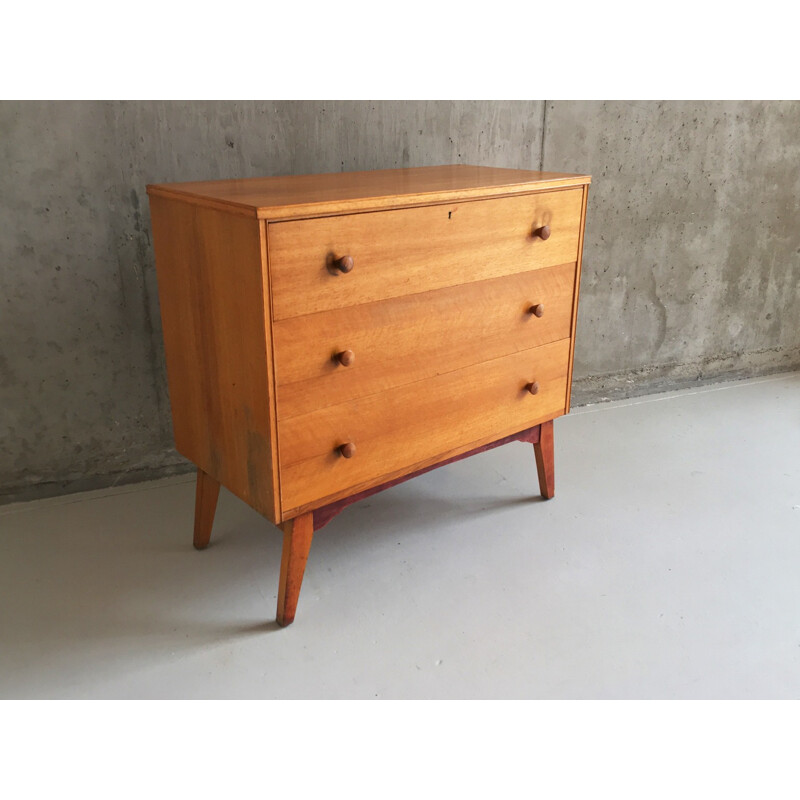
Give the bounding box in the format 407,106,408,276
146,164,591,220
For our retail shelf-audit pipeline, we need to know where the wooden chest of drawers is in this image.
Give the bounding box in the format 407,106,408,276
147,165,590,625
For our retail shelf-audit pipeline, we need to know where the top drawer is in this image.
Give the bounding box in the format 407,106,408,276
268,188,583,320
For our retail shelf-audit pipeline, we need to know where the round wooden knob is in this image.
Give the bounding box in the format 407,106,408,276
336,349,355,366
533,225,551,240
338,442,356,458
526,381,540,395
529,303,544,317
332,255,354,273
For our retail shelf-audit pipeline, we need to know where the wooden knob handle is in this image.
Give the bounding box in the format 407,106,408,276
533,225,551,240
529,303,544,317
526,381,540,395
338,442,356,458
336,350,355,366
332,255,354,273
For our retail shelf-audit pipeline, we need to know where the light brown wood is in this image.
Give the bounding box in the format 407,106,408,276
193,468,221,549
147,164,590,625
268,189,584,320
276,512,314,627
260,219,283,511
274,262,576,420
279,338,570,515
534,419,555,499
147,164,591,221
313,427,543,531
565,184,590,412
148,196,281,523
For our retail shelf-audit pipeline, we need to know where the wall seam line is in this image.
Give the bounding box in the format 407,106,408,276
539,101,548,170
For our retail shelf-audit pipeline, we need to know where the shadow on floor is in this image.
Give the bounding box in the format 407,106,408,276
0,460,544,695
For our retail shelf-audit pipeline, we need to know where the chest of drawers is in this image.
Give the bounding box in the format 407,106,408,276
147,165,590,626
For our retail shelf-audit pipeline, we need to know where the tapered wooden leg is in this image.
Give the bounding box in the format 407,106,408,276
193,468,221,550
276,512,314,627
533,419,555,499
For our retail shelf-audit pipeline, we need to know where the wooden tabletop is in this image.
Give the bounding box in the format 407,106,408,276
146,164,591,220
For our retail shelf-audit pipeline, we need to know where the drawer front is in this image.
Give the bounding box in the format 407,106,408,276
274,262,576,420
268,189,583,321
278,338,570,514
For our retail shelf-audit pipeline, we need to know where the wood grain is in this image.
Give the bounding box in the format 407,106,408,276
268,189,584,320
278,338,570,514
147,164,591,221
148,164,590,626
193,468,221,549
312,426,542,531
533,419,555,499
277,512,314,627
149,196,281,523
274,262,576,420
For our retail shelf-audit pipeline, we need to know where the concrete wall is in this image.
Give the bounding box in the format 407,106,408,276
2,100,798,502
545,101,800,403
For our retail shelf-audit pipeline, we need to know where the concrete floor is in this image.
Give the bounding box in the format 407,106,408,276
1,372,799,699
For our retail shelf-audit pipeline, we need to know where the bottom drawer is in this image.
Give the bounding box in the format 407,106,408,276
278,338,570,514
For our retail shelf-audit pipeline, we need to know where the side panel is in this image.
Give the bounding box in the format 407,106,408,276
148,196,280,522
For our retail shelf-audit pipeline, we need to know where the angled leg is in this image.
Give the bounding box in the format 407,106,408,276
277,512,314,627
533,419,555,499
193,468,221,550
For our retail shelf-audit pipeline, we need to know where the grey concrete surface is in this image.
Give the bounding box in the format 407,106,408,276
1,100,798,502
0,102,183,503
544,101,800,404
1,372,798,699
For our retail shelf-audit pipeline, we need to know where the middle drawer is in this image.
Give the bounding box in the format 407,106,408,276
274,262,576,420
